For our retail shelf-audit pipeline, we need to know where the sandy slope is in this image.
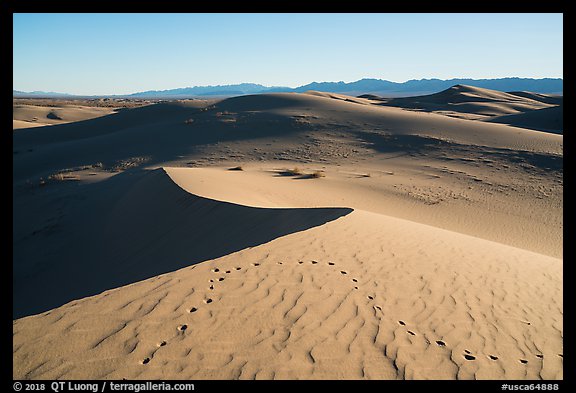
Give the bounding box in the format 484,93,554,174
376,85,562,132
13,168,562,380
380,85,553,115
488,105,563,134
13,104,119,129
13,90,563,380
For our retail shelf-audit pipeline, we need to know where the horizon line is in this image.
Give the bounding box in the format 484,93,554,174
13,76,564,97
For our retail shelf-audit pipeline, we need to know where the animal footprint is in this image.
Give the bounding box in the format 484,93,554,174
311,260,318,264
464,354,476,361
142,358,150,365
212,268,220,273
536,354,543,359
340,271,347,275
253,263,260,267
367,295,374,300
489,355,498,360
407,330,416,336
398,321,406,326
158,341,167,347
352,278,358,283
205,298,213,304
519,359,528,364
189,307,198,313
328,262,335,266
436,340,446,346
218,277,225,282
178,324,188,331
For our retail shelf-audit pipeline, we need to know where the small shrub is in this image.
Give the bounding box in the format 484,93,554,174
310,171,325,178
289,167,303,176
228,166,243,171
48,173,64,181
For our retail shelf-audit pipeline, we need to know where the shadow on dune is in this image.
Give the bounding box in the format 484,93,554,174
353,131,563,171
487,105,563,134
13,168,352,319
12,98,316,182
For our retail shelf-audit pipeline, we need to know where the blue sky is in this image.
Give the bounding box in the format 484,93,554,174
13,13,563,95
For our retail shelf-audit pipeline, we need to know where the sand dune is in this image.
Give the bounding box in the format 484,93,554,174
507,91,563,106
13,168,350,318
376,85,560,123
13,167,562,380
13,103,119,129
13,90,562,380
488,105,563,134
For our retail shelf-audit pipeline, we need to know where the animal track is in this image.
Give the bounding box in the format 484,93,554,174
536,354,543,359
253,263,260,267
464,354,476,361
189,307,198,313
354,286,358,290
367,295,374,300
375,306,382,311
489,355,498,360
407,331,416,336
218,277,225,282
519,359,528,364
142,358,150,365
311,260,318,264
340,271,347,275
209,285,214,290
398,321,406,326
212,268,220,273
178,325,188,331
159,341,166,347
352,278,358,283
298,261,304,265
436,340,446,346
225,270,231,274
328,262,335,266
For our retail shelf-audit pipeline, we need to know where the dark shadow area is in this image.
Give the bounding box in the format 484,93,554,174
12,100,316,183
353,131,563,172
487,105,563,135
353,131,447,155
13,168,352,318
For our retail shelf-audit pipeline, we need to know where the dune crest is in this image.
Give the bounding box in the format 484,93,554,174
13,198,562,379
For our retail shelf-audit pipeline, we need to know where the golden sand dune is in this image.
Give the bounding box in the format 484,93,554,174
13,167,562,380
13,168,350,318
13,103,119,129
13,90,562,379
374,85,562,129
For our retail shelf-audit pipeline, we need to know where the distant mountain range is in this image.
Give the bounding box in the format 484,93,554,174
14,77,563,99
13,90,73,98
